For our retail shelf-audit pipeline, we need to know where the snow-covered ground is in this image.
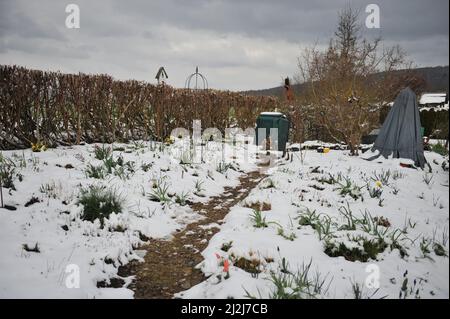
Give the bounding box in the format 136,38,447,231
1,138,448,299
0,138,257,298
179,149,449,299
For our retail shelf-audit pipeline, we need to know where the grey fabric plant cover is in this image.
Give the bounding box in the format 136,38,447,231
368,87,426,168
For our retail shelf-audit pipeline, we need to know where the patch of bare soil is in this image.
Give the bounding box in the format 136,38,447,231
120,169,266,299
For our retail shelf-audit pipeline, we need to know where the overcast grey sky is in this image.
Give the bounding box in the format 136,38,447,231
0,0,448,90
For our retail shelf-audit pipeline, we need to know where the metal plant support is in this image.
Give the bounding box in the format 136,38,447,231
184,67,209,163
185,66,208,90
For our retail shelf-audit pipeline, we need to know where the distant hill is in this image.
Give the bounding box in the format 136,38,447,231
242,66,449,97
415,66,449,92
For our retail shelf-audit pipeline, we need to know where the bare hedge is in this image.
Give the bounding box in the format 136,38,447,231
0,65,300,150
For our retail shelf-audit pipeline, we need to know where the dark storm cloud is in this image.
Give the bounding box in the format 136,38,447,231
0,0,66,40
0,0,448,90
110,0,449,42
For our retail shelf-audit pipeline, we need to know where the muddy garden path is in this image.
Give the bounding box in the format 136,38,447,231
120,160,272,299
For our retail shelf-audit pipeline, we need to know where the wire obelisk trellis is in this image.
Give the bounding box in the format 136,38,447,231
185,66,208,90
184,67,209,163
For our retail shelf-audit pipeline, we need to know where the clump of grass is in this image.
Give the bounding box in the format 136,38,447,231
337,203,359,231
335,177,362,200
350,279,385,299
94,145,112,160
216,161,232,174
0,155,18,190
401,217,417,234
297,208,321,228
350,280,364,299
389,229,409,258
391,170,405,180
430,223,448,255
250,209,268,228
359,210,390,239
316,173,341,185
102,156,117,174
78,186,123,228
29,155,40,172
433,226,449,249
194,179,204,195
148,179,171,204
314,216,334,240
245,259,330,299
324,235,387,262
367,182,383,199
11,152,27,169
86,154,135,180
85,164,106,179
371,169,391,186
250,209,282,231
399,271,423,299
174,191,190,206
419,237,433,259
299,203,408,261
0,166,16,190
296,208,334,240
114,162,135,180
113,156,135,179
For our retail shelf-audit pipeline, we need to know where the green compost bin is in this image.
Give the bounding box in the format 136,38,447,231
255,112,290,152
